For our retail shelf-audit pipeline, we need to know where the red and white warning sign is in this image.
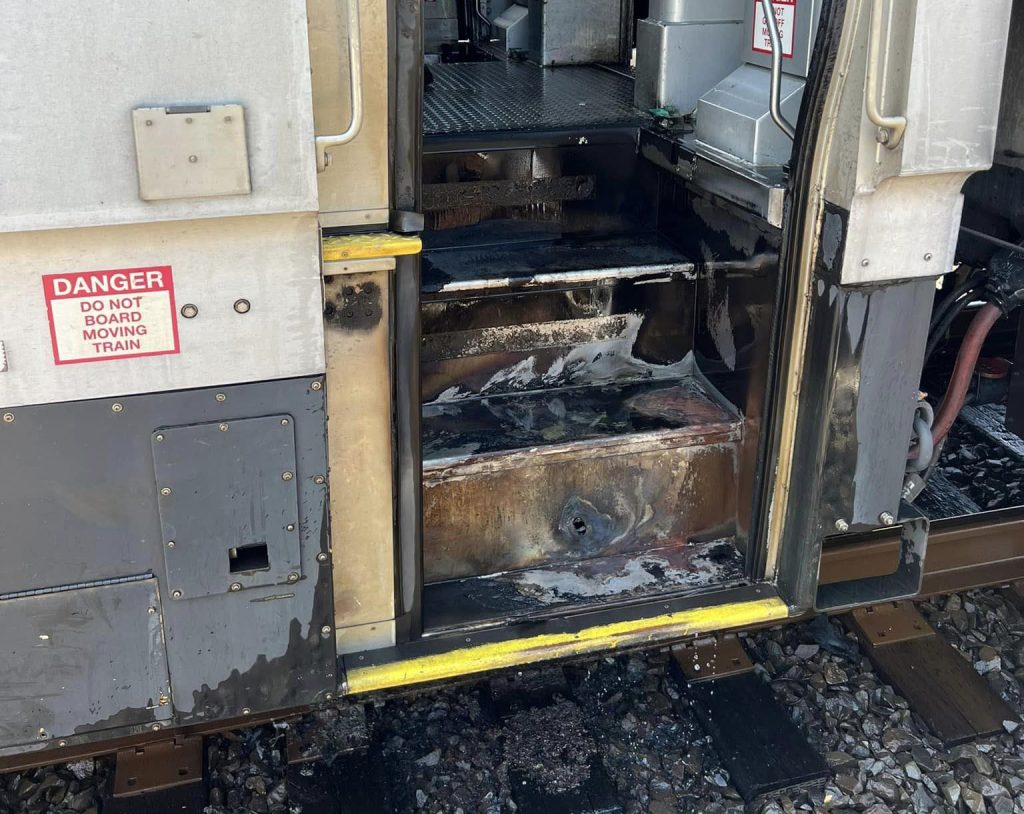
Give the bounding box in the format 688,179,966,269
752,0,796,59
43,266,180,365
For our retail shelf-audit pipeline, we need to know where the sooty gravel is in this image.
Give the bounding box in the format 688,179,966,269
5,588,1024,813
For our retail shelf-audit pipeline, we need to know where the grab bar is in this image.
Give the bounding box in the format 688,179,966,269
865,0,906,147
316,0,364,172
760,0,797,140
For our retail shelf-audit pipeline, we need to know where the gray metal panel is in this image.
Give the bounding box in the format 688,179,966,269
0,0,317,233
527,0,623,66
0,377,334,730
0,579,171,749
154,416,302,599
696,64,803,166
634,18,745,113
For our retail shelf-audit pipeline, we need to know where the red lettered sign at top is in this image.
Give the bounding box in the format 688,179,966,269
43,266,180,365
752,0,796,59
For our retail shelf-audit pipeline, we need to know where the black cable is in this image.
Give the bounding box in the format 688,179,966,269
929,274,984,333
925,294,975,364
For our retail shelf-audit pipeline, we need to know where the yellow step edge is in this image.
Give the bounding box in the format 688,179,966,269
344,596,789,695
322,233,423,263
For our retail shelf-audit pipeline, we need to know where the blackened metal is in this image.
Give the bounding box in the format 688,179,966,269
0,378,335,745
393,253,424,643
815,504,929,612
0,572,153,601
751,0,846,608
423,175,596,210
0,579,171,749
424,126,642,155
421,233,694,299
390,0,423,220
421,541,747,634
324,278,385,332
671,635,754,682
423,61,644,138
913,469,982,520
153,416,302,599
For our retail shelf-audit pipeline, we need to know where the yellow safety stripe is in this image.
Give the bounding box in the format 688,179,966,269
322,233,422,263
345,596,789,695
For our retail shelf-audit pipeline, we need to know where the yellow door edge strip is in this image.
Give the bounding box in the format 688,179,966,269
344,596,789,695
322,233,422,263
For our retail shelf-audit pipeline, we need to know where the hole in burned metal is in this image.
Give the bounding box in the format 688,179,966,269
571,516,588,535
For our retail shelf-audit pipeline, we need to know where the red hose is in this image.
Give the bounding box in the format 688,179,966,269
931,303,1003,447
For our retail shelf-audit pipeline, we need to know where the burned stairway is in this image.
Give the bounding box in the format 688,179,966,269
418,230,752,634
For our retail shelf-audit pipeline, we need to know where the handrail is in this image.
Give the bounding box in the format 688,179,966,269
760,0,797,140
865,0,906,148
316,0,364,172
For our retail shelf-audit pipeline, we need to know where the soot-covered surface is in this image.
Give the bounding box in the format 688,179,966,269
422,376,737,465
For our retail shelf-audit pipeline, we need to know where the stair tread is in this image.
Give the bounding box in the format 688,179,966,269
422,233,694,298
422,376,739,469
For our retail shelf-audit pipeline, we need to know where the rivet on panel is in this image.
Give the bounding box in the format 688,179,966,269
219,423,229,432
923,252,933,262
160,487,172,496
282,471,294,481
2,412,13,424
171,590,183,599
181,304,199,319
167,540,176,548
316,552,329,564
242,707,252,715
58,740,67,748
111,403,124,413
314,475,326,485
861,259,870,268
188,155,198,164
320,625,332,638
155,433,165,442
287,572,300,583
280,418,289,426
286,524,296,532
38,729,47,740
147,606,157,615
233,299,251,314
151,724,162,731
215,393,226,402
324,693,334,702
310,381,322,391
229,582,242,592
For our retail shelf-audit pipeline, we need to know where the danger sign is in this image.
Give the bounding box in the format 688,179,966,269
43,266,180,365
752,0,796,59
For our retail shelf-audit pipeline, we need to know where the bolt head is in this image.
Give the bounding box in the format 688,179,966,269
171,590,183,599
181,303,199,319
155,433,165,442
861,258,871,268
310,381,323,391
242,707,251,715
314,475,326,485
280,418,289,426
111,402,124,413
147,606,157,615
58,740,67,748
286,523,296,532
229,582,242,592
167,540,176,548
219,422,229,432
317,552,329,564
160,487,172,496
320,625,332,638
2,412,14,423
324,693,334,702
876,127,890,144
287,572,300,583
282,471,294,481
879,511,896,526
233,299,251,314
215,393,226,402
834,518,849,533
